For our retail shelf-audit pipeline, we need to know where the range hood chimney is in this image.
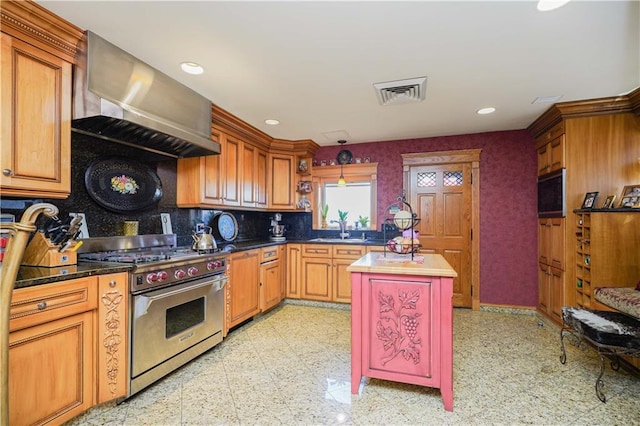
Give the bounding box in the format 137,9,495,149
72,31,220,158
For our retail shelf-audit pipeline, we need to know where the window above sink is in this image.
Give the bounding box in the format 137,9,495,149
311,163,378,231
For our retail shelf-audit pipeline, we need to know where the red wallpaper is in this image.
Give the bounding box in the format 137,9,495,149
315,130,538,308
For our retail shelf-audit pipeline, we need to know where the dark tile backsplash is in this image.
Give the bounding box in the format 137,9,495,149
1,133,384,248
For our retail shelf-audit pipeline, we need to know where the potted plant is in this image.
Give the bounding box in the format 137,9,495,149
358,215,369,229
321,204,329,228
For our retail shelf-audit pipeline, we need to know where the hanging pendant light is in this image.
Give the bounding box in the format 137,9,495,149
337,139,348,186
338,164,346,187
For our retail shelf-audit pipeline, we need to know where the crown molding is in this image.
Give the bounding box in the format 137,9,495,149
528,87,640,137
1,0,83,63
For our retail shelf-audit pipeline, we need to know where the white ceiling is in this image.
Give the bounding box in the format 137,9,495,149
38,1,640,147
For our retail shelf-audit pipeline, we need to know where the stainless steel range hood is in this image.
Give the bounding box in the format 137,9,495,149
72,31,220,158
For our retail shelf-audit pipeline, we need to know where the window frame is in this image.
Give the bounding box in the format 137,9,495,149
311,163,378,230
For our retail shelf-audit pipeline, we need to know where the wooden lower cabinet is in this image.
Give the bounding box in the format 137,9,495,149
286,244,302,298
260,246,283,312
537,263,563,323
300,244,366,303
228,249,261,329
9,277,98,426
96,273,128,403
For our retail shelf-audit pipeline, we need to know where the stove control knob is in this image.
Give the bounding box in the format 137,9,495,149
207,261,220,270
158,271,168,281
146,272,158,283
175,269,186,279
187,266,199,276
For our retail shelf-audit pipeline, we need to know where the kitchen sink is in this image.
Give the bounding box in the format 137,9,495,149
307,238,368,243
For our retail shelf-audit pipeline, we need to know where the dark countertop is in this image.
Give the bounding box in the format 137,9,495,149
15,262,133,290
14,238,387,289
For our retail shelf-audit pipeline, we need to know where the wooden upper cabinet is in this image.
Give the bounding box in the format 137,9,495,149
256,148,268,208
1,1,82,199
269,153,296,210
176,129,225,206
536,122,565,176
223,135,242,207
0,33,72,198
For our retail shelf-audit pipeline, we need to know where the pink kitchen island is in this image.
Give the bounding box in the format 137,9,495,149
347,252,457,411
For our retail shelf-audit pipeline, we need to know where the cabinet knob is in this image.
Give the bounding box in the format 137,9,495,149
2,169,12,176
109,280,117,288
37,301,47,310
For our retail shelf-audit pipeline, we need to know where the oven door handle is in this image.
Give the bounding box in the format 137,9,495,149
135,276,227,316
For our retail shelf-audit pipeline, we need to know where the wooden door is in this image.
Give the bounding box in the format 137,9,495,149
286,244,302,298
407,163,472,307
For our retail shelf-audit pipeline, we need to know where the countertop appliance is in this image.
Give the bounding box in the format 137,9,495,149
71,31,220,158
78,234,228,398
270,213,285,242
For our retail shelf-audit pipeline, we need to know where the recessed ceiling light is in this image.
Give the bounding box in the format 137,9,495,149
180,62,204,75
477,107,496,115
265,119,280,126
537,0,571,12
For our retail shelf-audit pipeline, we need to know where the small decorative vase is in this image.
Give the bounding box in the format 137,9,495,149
321,218,328,228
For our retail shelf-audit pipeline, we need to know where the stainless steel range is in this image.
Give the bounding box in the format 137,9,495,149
78,234,228,398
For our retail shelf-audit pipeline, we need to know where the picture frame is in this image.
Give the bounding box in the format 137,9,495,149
580,192,598,209
618,185,640,208
601,195,616,209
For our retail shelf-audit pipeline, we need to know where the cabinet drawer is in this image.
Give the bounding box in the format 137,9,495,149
10,276,98,332
332,245,366,259
260,246,280,263
302,244,332,258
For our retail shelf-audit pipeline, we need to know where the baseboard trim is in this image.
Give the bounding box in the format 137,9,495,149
479,303,537,316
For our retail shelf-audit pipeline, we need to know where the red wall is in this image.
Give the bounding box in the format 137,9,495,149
315,130,538,308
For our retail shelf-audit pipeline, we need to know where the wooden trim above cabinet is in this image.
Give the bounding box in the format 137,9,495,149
528,87,640,137
1,0,83,63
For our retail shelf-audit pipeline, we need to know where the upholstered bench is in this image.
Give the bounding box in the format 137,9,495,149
560,307,640,402
594,286,640,319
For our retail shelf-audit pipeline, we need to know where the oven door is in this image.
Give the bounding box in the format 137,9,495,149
131,275,226,378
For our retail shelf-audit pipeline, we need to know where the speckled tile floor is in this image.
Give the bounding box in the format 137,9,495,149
66,302,639,425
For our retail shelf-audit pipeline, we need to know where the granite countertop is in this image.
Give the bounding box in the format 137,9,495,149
347,252,457,277
15,262,133,289
13,238,388,289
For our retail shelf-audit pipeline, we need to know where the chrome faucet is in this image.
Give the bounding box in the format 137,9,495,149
331,220,350,240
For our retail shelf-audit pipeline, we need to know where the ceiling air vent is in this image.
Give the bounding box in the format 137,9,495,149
373,76,427,106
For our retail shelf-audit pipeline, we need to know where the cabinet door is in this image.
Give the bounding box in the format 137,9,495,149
1,34,71,198
538,218,564,270
255,148,269,208
269,153,295,210
537,263,550,312
96,273,128,403
333,258,354,303
301,257,332,301
229,250,260,327
223,135,242,206
550,267,564,323
549,135,565,172
286,244,302,298
9,311,94,426
260,259,282,311
537,143,551,176
241,142,256,207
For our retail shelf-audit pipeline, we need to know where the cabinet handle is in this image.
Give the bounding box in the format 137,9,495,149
109,280,117,288
37,301,47,310
2,169,12,176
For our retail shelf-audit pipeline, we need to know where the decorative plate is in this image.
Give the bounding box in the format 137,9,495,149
337,149,353,165
213,212,238,241
85,158,162,212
